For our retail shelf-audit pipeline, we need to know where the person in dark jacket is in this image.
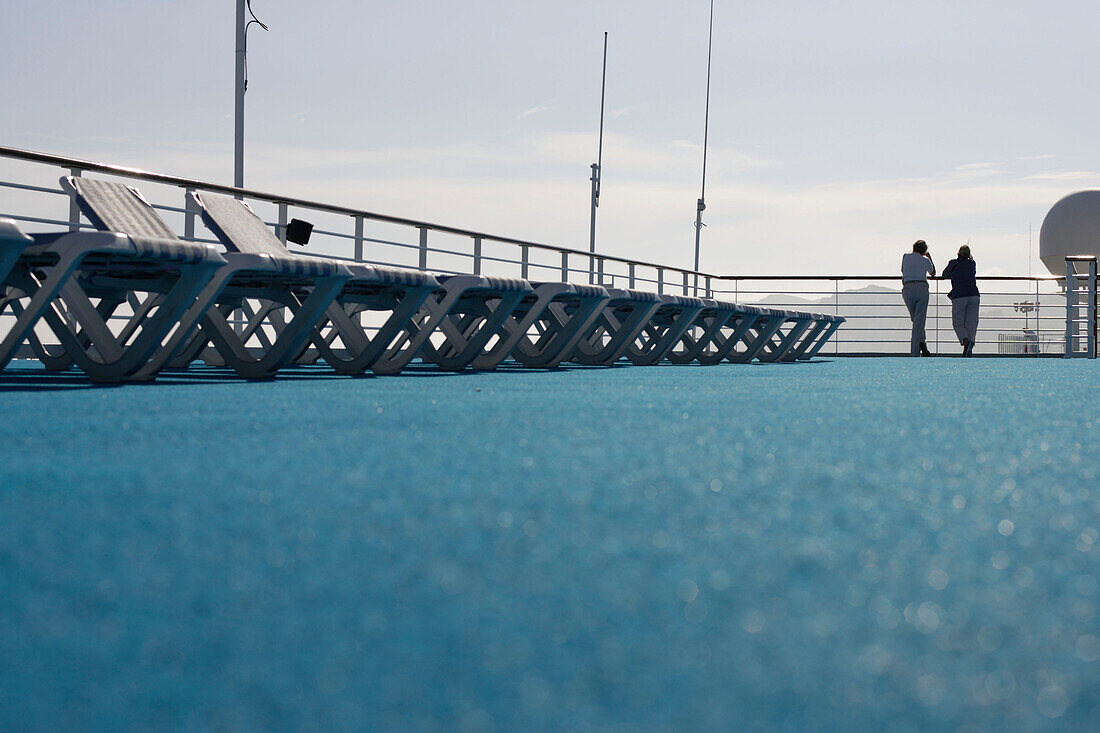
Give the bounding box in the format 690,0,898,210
941,245,980,356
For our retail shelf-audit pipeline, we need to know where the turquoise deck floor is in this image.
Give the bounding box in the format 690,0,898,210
2,357,1099,730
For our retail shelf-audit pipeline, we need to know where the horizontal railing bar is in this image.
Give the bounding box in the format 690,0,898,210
0,180,68,196
0,144,716,279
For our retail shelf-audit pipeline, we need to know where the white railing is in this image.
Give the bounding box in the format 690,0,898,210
0,144,1074,356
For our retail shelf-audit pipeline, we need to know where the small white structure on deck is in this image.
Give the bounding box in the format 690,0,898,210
1041,191,1100,357
1040,190,1100,275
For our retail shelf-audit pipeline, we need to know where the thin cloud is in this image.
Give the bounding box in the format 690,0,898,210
1020,171,1096,181
516,105,553,120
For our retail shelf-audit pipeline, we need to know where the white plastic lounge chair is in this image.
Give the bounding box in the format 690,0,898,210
62,177,352,380
785,314,845,361
189,191,446,376
569,288,666,366
478,282,611,370
752,310,817,363
666,301,763,365
0,188,226,381
624,294,709,366
415,275,532,371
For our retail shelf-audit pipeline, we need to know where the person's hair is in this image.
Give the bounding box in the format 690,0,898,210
913,240,927,254
958,245,972,260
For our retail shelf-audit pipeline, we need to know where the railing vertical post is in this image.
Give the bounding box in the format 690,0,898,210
629,263,636,289
354,216,364,261
1066,258,1078,358
706,276,712,298
657,268,664,295
1090,259,1097,358
473,237,483,275
521,245,530,280
1036,278,1041,355
560,250,568,282
934,278,940,354
183,187,196,240
683,271,690,296
834,279,840,355
67,167,82,232
276,202,288,244
597,257,605,285
418,227,428,271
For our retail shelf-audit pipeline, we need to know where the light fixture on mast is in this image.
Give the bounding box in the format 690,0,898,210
693,0,715,295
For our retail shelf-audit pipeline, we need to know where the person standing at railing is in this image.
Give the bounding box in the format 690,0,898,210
901,240,936,356
942,245,980,357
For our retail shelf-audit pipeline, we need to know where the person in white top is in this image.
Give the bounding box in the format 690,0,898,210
901,240,936,356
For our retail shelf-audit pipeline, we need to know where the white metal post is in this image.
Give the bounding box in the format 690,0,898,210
184,188,196,240
276,202,287,244
1066,258,1079,358
521,245,530,280
68,167,82,231
589,165,599,285
353,216,364,261
234,0,246,188
1090,260,1097,358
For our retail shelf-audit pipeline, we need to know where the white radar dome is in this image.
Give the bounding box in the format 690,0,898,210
1040,190,1100,275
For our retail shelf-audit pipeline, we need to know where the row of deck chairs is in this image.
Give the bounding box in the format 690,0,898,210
0,177,844,381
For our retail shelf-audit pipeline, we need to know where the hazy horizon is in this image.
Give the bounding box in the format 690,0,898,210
4,0,1100,277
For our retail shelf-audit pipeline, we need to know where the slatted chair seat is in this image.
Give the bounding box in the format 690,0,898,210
0,180,226,381
59,179,351,380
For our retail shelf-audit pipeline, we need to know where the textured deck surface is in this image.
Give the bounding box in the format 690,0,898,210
2,358,1099,730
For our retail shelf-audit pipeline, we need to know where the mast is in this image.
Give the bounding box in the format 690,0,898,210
234,0,268,189
693,0,715,295
234,0,246,188
589,32,608,284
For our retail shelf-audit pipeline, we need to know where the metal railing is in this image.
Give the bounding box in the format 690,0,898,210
0,144,1074,356
0,144,715,297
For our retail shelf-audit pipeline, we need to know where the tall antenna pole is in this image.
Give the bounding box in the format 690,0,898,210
234,1,268,189
589,32,608,284
234,0,246,188
693,0,715,295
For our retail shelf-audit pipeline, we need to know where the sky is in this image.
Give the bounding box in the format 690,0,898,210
3,0,1100,277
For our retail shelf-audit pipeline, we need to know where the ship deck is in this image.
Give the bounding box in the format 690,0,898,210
3,357,1098,729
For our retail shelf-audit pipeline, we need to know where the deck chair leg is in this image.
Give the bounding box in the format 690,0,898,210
200,276,345,379
758,319,812,363
731,317,788,363
698,313,761,365
515,295,610,368
799,320,843,360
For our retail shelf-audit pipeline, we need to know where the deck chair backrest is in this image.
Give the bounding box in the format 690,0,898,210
61,177,180,241
192,192,289,259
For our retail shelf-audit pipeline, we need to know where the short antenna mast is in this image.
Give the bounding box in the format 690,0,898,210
693,0,715,295
589,31,608,284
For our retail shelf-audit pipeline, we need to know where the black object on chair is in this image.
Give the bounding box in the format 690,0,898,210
285,218,313,246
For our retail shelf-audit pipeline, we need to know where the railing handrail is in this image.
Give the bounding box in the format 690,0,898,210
0,144,711,279
717,274,1062,282
0,144,1068,287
